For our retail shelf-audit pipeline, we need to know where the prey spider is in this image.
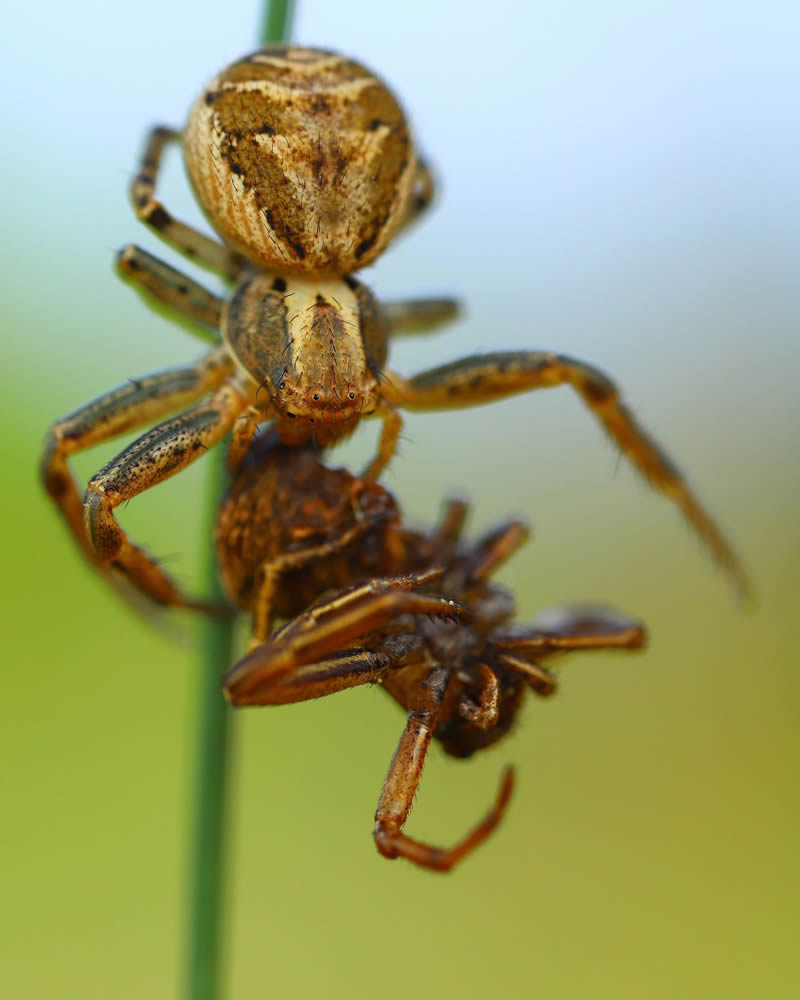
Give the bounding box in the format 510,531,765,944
41,45,747,613
217,430,647,871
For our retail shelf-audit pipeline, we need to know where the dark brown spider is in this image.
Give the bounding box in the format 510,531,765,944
217,431,647,872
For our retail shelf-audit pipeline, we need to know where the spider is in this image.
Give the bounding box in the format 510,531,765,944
217,430,647,871
41,45,747,613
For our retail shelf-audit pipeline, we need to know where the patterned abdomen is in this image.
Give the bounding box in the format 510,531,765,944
184,46,416,276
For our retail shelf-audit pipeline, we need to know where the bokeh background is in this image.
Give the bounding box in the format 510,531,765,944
3,1,798,997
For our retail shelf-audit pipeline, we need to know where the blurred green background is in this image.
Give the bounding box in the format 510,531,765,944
2,1,798,997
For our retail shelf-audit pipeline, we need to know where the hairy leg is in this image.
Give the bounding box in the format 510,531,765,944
41,348,232,569
384,351,750,598
82,382,248,609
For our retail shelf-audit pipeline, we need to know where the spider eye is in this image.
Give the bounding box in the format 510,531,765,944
279,380,286,390
349,392,355,400
313,393,320,401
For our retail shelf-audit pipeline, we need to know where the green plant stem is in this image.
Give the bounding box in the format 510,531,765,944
261,0,295,46
184,5,295,1000
185,442,235,1000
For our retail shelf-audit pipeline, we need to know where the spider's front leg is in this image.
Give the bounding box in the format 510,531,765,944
81,381,248,610
383,352,750,598
41,347,232,579
131,126,243,280
374,664,516,872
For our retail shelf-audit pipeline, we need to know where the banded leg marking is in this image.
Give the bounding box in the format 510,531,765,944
384,350,750,598
41,348,232,568
117,244,223,338
83,382,247,609
131,125,242,279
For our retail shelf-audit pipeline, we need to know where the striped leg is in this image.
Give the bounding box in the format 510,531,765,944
223,571,462,704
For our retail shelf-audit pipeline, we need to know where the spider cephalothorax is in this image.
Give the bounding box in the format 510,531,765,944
222,270,388,447
217,432,647,871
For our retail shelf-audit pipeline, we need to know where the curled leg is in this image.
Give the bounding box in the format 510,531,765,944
83,383,248,609
41,348,232,570
223,572,463,703
116,244,223,338
374,665,515,872
384,351,750,598
225,634,426,708
130,125,242,279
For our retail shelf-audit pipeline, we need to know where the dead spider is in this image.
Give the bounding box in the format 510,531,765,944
217,431,647,871
41,45,747,613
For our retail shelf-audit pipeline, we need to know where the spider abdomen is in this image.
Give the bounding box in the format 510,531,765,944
184,46,416,276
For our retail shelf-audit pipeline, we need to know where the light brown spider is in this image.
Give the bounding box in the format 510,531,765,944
41,45,748,612
216,431,647,872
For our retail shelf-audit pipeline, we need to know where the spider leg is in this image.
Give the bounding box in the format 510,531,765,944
41,348,232,579
362,402,404,481
116,244,223,338
382,297,461,336
433,497,471,547
465,520,531,581
223,573,463,703
226,634,426,707
383,351,750,598
374,664,515,872
130,125,243,279
82,382,248,610
494,606,647,696
245,518,388,646
496,606,647,657
393,156,436,236
228,406,262,472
